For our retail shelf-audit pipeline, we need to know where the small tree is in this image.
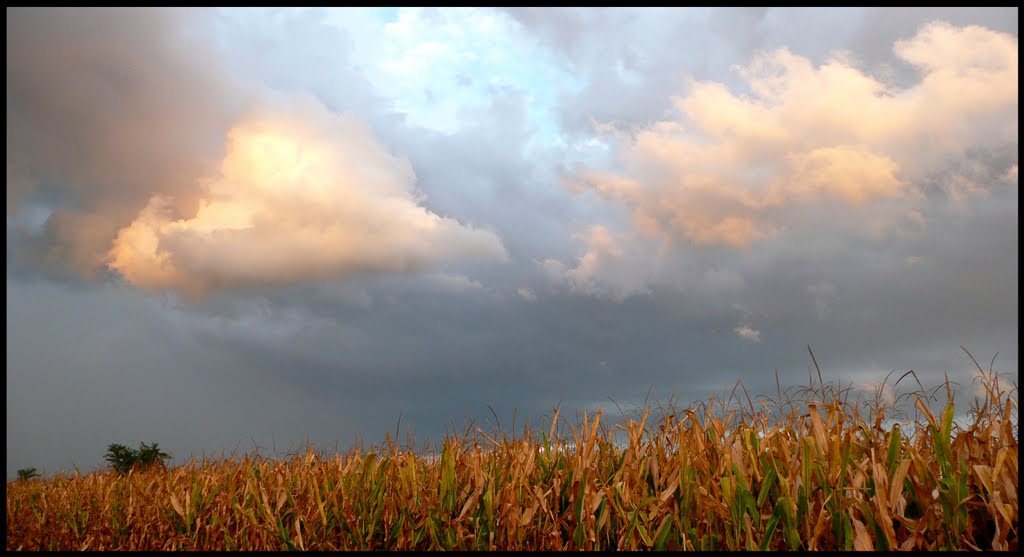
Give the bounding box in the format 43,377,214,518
136,442,170,469
17,467,40,481
105,443,136,474
105,442,170,474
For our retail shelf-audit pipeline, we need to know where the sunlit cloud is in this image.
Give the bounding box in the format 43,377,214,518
569,21,1018,248
108,97,508,298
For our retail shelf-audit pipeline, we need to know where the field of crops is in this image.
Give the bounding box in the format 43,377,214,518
6,370,1017,551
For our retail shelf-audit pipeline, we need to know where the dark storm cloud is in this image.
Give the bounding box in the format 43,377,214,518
6,7,240,278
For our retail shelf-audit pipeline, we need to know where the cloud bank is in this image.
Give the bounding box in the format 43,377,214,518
568,21,1018,248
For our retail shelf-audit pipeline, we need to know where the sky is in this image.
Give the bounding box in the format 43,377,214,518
5,7,1018,478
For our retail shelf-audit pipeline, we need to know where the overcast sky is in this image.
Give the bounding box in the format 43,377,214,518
6,7,1018,478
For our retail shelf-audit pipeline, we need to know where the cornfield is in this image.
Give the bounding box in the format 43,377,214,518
7,368,1017,551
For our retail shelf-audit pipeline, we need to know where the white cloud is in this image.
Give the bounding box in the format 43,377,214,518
734,325,762,343
107,96,508,298
731,302,762,342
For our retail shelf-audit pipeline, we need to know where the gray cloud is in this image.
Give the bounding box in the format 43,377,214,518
504,7,1018,136
7,7,241,278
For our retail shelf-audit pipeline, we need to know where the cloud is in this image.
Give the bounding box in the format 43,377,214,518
6,8,241,278
567,21,1018,248
1004,164,1018,185
517,287,537,301
731,303,762,342
734,325,762,343
807,282,838,321
539,225,651,300
320,7,574,136
107,97,508,297
6,7,1018,483
6,8,508,297
429,273,485,292
850,378,897,407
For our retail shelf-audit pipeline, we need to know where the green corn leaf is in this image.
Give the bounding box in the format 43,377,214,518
757,466,778,508
759,506,783,551
886,425,902,473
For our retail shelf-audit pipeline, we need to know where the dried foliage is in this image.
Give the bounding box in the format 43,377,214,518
7,367,1017,551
